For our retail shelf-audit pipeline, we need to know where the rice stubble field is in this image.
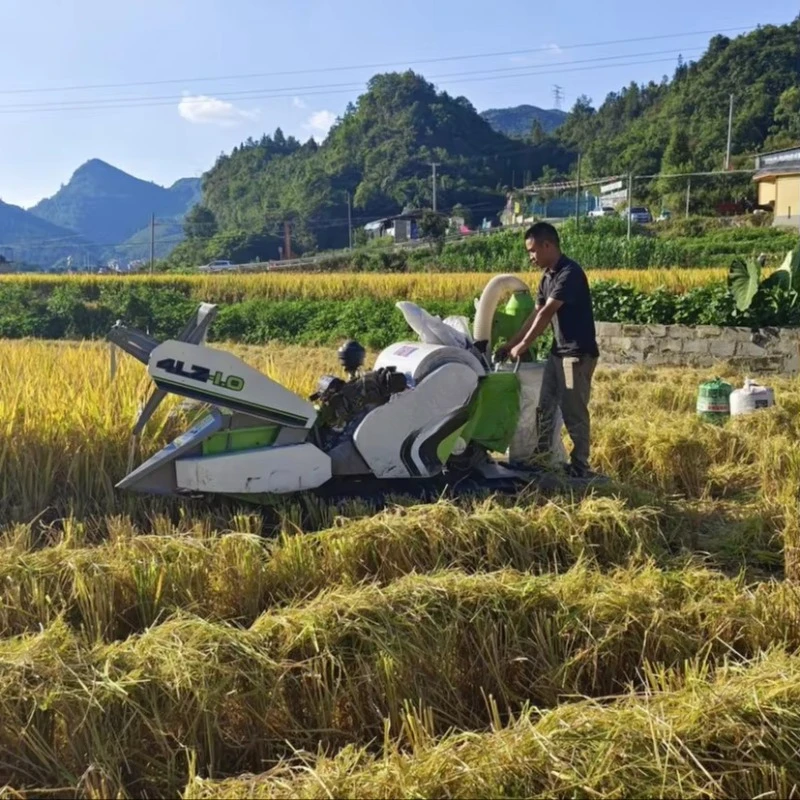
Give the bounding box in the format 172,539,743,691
1,337,800,798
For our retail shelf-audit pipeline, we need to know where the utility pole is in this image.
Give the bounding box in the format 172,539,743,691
795,180,800,235
283,220,292,260
574,153,582,231
430,162,440,212
685,177,691,218
626,173,633,240
346,191,353,250
725,94,734,170
149,213,155,274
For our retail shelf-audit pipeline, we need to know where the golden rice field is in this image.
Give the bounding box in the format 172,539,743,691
2,266,734,302
2,338,800,798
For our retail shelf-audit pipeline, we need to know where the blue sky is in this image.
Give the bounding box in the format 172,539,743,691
0,0,795,208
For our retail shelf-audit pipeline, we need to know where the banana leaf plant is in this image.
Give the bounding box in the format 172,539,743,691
727,246,800,312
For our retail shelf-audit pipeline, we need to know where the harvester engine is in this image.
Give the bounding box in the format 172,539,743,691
309,338,409,454
310,366,408,430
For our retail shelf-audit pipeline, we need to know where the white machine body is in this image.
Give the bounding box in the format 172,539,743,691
373,341,486,383
149,341,317,429
353,362,479,479
175,442,332,494
371,340,567,472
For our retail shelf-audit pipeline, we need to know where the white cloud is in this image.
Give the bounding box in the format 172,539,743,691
292,96,307,109
178,94,258,127
509,44,564,66
302,109,337,138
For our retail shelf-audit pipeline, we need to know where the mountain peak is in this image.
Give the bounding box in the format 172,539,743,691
480,105,567,138
30,159,201,249
79,157,113,169
72,158,130,179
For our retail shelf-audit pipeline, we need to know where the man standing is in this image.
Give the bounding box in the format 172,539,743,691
495,222,599,478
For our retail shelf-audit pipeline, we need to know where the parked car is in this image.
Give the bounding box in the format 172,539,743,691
626,206,652,224
588,206,616,218
198,259,235,273
657,210,671,222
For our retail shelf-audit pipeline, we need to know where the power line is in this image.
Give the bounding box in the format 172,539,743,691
633,168,756,179
1,51,701,112
0,47,704,112
0,201,513,252
0,25,760,97
4,190,523,249
0,53,704,116
517,168,755,194
0,215,192,247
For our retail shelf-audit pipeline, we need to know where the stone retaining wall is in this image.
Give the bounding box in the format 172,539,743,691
596,322,800,373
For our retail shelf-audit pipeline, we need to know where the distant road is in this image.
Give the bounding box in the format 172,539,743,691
207,224,527,274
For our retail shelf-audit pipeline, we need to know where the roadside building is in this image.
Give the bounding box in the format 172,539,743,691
364,212,423,242
753,145,800,228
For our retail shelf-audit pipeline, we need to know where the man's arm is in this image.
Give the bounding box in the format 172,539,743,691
513,297,563,351
503,302,542,350
504,271,548,348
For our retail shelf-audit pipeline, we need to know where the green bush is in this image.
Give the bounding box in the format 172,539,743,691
410,227,796,272
158,221,797,274
655,215,782,238
2,277,799,350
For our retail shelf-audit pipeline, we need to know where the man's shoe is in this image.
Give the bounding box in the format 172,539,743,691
565,463,591,479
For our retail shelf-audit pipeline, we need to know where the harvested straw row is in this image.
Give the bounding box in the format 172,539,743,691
0,565,798,796
184,648,800,800
0,496,668,640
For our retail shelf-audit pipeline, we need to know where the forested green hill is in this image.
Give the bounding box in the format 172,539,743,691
186,72,572,260
165,17,800,268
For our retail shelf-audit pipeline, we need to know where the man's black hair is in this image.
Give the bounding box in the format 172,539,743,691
524,221,560,247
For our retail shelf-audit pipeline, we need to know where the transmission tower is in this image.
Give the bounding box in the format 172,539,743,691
552,85,564,110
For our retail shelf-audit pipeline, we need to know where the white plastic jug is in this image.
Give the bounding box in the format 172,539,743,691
730,378,775,416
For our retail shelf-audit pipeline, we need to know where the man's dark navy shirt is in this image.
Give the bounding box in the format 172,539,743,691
536,254,599,358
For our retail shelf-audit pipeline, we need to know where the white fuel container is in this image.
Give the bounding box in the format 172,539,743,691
730,378,775,416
